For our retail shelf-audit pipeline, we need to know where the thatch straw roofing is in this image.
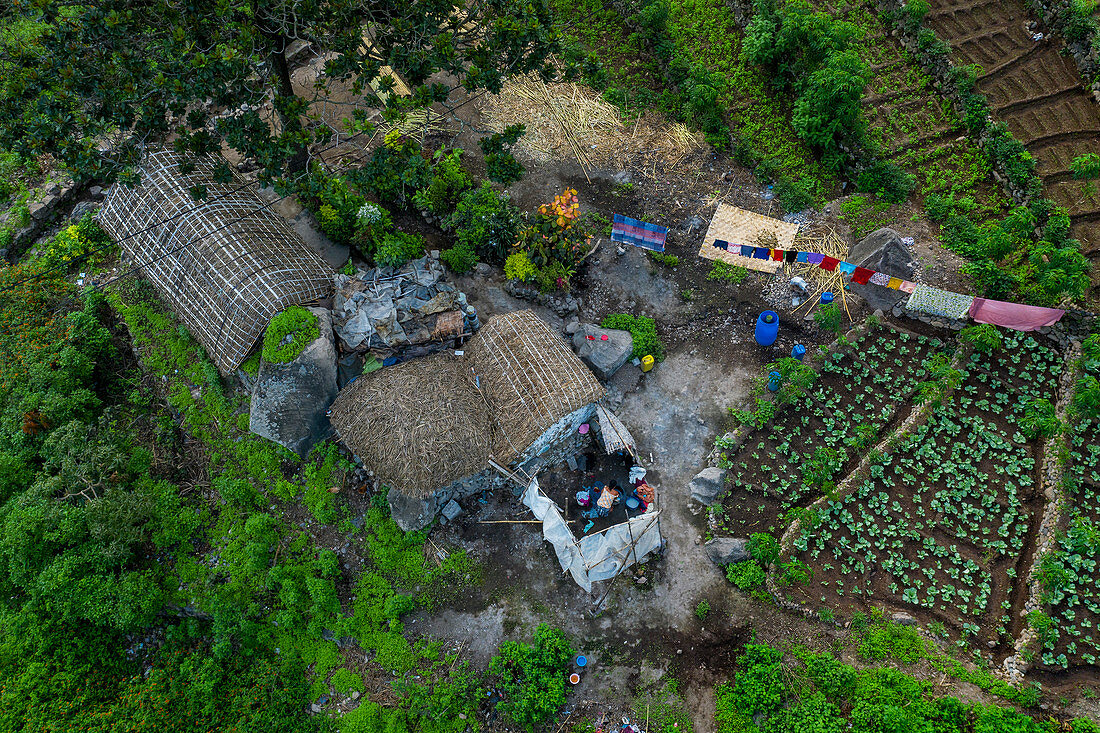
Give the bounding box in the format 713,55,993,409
97,150,334,373
329,310,605,497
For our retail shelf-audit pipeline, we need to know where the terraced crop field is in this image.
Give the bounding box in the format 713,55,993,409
716,324,950,536
790,333,1063,650
923,0,1100,273
836,1,1007,221
715,323,1082,658
1039,419,1100,668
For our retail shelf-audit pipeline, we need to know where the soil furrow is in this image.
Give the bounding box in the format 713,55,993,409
923,0,1100,253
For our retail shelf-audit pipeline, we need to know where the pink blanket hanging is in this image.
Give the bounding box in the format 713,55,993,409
968,298,1065,332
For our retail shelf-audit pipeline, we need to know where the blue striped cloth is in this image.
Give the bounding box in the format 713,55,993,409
611,214,668,252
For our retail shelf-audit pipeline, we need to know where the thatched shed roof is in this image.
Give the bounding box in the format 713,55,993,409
98,150,334,373
329,310,605,497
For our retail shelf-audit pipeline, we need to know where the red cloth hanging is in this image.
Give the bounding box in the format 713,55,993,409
852,267,874,285
819,256,839,271
770,249,783,261
968,298,1065,331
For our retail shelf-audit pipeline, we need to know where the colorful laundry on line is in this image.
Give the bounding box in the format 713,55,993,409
611,214,667,252
899,281,916,294
868,272,890,287
969,298,1065,332
770,249,783,262
852,267,873,285
838,262,857,276
753,247,770,260
713,239,729,250
741,245,753,257
820,256,839,271
807,253,824,265
784,250,798,263
886,277,903,290
906,284,974,320
796,252,809,263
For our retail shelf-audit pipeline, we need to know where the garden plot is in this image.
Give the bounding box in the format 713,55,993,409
837,0,1006,221
716,325,950,536
788,336,1065,649
922,0,1100,257
1036,419,1100,669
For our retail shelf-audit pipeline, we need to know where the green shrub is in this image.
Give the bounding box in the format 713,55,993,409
331,668,365,695
707,261,749,284
479,124,527,186
695,600,710,619
600,313,664,361
650,251,679,267
353,202,394,258
960,324,1002,353
375,231,425,268
488,624,573,731
813,302,843,334
449,182,521,262
441,242,478,274
856,160,915,204
412,149,472,216
505,251,537,282
262,306,320,364
726,560,766,589
357,136,431,206
747,532,780,565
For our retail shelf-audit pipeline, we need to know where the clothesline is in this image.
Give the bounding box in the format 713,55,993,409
706,238,1066,332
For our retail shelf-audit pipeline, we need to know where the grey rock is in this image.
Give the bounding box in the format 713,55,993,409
613,170,633,186
565,319,581,335
249,307,339,457
689,467,727,505
46,183,61,196
69,200,99,223
572,324,633,381
89,185,104,199
310,704,321,714
703,537,750,565
441,499,463,521
890,612,917,626
847,228,916,311
475,262,491,275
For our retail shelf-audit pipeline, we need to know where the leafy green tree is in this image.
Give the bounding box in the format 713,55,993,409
488,624,573,731
2,0,559,188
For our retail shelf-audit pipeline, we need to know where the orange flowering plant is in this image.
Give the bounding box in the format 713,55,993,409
514,188,593,290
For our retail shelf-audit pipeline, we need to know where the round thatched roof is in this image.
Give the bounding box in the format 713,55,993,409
329,310,605,497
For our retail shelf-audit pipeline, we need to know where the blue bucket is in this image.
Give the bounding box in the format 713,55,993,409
576,655,588,667
625,496,641,510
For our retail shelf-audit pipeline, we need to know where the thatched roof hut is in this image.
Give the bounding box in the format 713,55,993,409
329,310,604,497
98,150,334,373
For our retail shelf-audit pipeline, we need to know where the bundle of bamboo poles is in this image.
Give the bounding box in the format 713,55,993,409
788,229,855,321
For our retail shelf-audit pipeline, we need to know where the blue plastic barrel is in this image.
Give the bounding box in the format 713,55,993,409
791,344,806,361
821,292,835,304
576,655,588,667
766,370,782,392
755,310,779,346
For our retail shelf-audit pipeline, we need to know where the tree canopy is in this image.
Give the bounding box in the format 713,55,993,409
1,0,560,188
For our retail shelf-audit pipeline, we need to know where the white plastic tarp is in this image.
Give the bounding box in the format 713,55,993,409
521,477,661,592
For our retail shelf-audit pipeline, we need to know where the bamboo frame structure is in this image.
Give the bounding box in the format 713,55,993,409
98,150,334,373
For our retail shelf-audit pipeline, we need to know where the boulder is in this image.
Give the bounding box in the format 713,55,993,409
572,324,633,381
890,612,918,626
249,307,339,457
847,228,916,311
441,499,463,521
704,537,750,565
689,467,727,505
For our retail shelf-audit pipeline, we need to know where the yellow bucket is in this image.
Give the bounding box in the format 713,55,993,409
641,355,655,372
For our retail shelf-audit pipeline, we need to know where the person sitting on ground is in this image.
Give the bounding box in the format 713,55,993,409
596,483,620,517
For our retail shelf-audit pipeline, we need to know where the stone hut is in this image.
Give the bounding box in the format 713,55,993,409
97,150,334,373
329,310,606,530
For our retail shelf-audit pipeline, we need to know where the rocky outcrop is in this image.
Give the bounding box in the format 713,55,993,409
689,467,728,505
847,228,917,311
703,537,750,565
572,324,633,381
249,307,339,457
